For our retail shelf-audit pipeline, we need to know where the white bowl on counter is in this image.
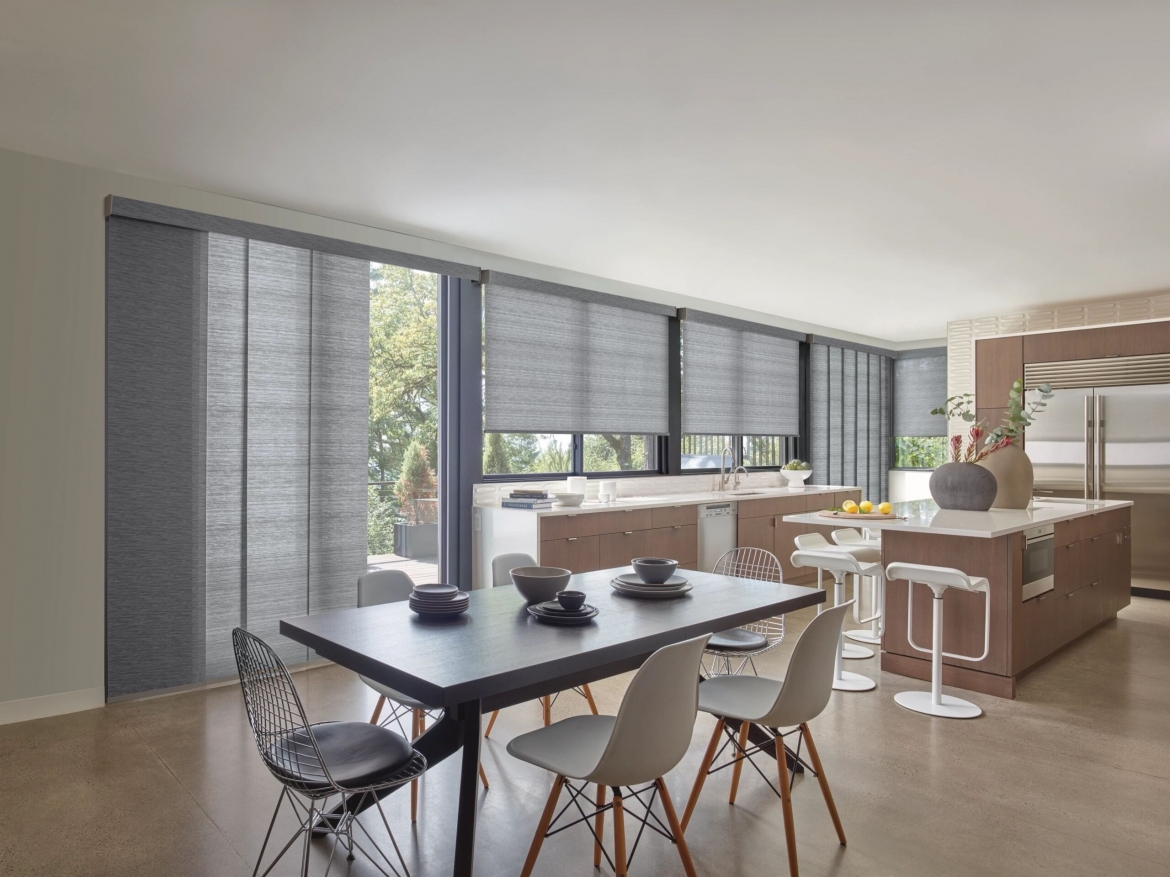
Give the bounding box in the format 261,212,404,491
551,492,585,507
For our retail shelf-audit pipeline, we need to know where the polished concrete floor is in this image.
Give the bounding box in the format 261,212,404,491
2,598,1169,877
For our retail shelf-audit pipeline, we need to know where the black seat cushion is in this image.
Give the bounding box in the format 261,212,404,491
266,721,414,790
708,627,768,652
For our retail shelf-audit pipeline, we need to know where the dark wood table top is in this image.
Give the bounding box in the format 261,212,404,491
280,567,824,709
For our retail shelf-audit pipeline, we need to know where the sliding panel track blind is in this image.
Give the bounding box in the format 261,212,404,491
483,273,673,435
893,348,947,436
106,215,370,698
680,310,801,436
808,342,893,501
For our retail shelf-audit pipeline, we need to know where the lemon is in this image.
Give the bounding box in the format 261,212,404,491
859,500,873,514
878,501,893,515
841,500,858,514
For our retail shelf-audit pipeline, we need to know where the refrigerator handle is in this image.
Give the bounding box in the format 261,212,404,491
1083,395,1093,500
1094,395,1104,500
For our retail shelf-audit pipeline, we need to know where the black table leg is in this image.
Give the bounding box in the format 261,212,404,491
452,699,482,877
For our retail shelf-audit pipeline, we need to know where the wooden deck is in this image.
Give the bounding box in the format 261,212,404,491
366,552,440,584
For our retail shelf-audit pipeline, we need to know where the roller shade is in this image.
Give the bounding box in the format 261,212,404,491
809,342,891,500
894,348,947,437
680,310,801,435
483,274,672,434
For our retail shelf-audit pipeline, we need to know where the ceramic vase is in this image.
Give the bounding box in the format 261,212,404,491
977,442,1034,509
929,462,998,511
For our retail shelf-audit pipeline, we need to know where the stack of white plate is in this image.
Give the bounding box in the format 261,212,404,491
408,583,469,618
610,572,692,599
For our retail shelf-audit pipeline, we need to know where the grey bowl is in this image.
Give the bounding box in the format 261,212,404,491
632,557,678,584
557,590,587,612
510,566,572,604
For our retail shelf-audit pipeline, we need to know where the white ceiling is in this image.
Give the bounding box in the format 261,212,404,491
4,2,1170,341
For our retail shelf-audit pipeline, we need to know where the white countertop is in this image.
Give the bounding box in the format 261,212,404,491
493,484,853,517
782,497,1132,538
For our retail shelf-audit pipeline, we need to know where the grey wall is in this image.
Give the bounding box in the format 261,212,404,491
0,145,912,723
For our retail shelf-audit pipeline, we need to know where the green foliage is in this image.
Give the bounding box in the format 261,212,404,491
930,380,1054,444
584,434,651,472
483,432,511,475
396,440,436,524
894,436,947,469
483,433,549,474
781,458,809,470
535,438,572,472
367,484,398,556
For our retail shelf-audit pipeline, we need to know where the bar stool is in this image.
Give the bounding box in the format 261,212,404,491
831,529,884,646
792,534,874,660
884,562,991,719
791,549,879,692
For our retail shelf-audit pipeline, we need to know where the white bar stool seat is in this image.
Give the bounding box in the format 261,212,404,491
884,562,991,719
793,533,875,660
832,529,885,646
791,549,879,692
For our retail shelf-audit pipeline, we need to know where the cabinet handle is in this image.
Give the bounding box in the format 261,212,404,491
673,525,682,530
567,537,577,542
624,531,633,535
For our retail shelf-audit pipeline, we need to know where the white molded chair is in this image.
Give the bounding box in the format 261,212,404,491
831,529,885,646
507,634,712,877
791,550,879,692
704,547,787,676
792,534,875,661
484,553,599,737
885,562,991,719
357,569,487,819
681,603,852,877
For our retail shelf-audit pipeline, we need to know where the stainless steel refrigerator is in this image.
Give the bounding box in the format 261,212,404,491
1025,365,1170,596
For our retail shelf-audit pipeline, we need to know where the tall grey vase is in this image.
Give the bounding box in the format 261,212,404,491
929,462,998,511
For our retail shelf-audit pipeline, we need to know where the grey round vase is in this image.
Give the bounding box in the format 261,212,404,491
929,462,998,511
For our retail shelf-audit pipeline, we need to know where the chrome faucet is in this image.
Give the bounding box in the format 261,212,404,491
731,465,748,491
718,445,735,491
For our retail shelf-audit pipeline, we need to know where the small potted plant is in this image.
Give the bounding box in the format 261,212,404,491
931,380,1053,509
781,459,812,489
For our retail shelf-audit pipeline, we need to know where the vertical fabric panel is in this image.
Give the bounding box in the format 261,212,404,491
309,253,370,618
484,284,670,434
856,353,870,497
842,349,857,489
809,344,828,483
204,234,247,679
881,357,892,500
106,217,208,698
247,241,311,664
828,346,843,484
868,354,882,499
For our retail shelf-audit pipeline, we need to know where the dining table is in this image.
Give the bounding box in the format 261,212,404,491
279,565,824,876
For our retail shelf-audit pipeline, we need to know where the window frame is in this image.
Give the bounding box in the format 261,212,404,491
679,434,800,474
481,433,671,481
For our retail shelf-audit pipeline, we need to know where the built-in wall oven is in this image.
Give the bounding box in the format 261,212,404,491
1022,524,1056,600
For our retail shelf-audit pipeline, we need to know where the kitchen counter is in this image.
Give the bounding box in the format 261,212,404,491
781,497,1133,538
504,484,852,517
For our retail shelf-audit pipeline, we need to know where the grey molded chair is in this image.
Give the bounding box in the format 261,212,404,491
357,569,487,819
233,628,424,877
507,633,711,877
483,553,599,737
680,603,852,877
705,547,786,676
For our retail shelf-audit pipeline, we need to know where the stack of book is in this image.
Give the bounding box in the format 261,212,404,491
501,489,554,510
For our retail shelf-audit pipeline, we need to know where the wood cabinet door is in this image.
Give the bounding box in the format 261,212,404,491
737,515,774,554
539,514,600,541
1015,591,1056,673
775,517,808,580
598,530,655,570
650,504,698,529
539,536,600,574
650,524,698,564
975,336,1024,408
593,508,654,535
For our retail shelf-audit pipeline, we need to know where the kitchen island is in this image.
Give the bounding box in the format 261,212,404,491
783,498,1133,698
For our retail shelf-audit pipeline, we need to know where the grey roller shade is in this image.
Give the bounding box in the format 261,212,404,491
484,276,671,434
894,348,947,437
681,310,800,435
809,342,892,501
107,218,370,699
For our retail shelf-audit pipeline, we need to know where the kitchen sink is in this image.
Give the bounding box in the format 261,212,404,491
727,490,768,496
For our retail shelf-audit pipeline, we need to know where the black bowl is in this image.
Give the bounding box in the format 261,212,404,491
631,557,678,584
557,590,587,612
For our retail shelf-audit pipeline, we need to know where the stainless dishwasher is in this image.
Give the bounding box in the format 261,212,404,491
697,501,738,573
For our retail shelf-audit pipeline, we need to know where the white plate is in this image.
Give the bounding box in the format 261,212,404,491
613,573,688,588
610,580,693,599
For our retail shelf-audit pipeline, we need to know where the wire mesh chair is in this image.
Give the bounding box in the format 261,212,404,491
705,547,787,676
233,628,426,877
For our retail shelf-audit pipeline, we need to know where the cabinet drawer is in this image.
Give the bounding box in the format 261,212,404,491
651,504,698,529
593,508,653,535
598,530,656,569
738,515,775,554
649,524,698,564
540,514,600,541
1014,590,1056,673
539,536,600,574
